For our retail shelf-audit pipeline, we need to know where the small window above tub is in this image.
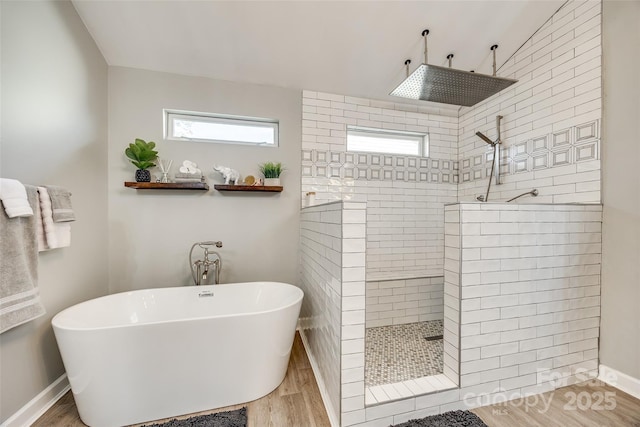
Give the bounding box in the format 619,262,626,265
165,110,279,147
346,126,429,157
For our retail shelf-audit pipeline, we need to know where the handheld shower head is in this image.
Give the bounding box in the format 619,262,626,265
475,131,495,146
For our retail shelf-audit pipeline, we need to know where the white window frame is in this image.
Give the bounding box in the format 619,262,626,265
346,126,429,157
164,109,279,147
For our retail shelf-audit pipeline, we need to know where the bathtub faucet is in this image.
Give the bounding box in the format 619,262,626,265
189,241,223,285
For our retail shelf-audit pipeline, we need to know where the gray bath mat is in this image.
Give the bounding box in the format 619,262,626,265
141,407,246,427
391,409,488,427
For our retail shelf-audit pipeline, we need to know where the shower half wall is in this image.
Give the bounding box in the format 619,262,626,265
299,200,602,427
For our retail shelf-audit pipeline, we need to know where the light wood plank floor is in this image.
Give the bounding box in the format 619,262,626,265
472,381,640,427
33,332,331,427
35,338,640,427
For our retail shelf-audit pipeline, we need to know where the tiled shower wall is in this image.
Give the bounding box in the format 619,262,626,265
301,91,458,281
299,202,344,425
447,202,602,396
299,201,367,427
341,202,602,426
365,277,444,328
457,0,601,203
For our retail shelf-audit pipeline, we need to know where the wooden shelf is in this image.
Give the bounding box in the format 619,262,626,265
124,182,209,190
214,184,283,193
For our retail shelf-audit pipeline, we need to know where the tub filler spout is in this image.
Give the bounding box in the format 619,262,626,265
189,241,223,285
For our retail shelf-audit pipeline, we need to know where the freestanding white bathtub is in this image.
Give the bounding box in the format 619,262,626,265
52,282,303,427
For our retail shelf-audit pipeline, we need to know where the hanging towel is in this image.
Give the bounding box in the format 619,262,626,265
0,185,46,334
43,185,75,222
0,178,34,218
37,187,71,249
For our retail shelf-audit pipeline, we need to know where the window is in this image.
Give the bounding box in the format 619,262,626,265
165,110,278,147
346,126,428,157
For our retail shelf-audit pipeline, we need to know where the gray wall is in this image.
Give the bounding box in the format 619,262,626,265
600,0,640,380
0,1,108,421
107,67,301,293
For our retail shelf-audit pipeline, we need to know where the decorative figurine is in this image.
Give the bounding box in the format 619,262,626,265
213,165,241,185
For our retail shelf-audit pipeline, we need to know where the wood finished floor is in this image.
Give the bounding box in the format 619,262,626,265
33,332,331,427
35,338,640,427
472,381,640,427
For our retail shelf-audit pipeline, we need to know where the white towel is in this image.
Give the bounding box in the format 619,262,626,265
37,187,70,249
0,178,34,218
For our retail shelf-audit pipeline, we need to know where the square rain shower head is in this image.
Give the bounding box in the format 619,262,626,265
390,63,518,107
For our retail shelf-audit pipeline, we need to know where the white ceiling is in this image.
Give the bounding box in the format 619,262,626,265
73,0,565,103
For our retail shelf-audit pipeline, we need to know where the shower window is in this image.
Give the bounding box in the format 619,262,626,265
165,110,278,147
346,126,429,157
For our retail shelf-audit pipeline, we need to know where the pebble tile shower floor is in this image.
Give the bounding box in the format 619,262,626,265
365,320,444,387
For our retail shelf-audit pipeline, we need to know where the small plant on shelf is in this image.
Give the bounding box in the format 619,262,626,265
125,139,158,182
259,162,284,186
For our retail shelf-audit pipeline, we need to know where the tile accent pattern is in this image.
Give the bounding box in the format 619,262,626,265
457,0,602,204
366,277,444,328
365,321,444,387
302,149,460,184
458,119,599,185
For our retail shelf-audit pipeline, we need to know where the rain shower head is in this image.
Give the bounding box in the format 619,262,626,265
475,131,495,146
390,31,518,107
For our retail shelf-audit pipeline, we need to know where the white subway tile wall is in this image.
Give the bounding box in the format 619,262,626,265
450,202,602,394
299,201,345,425
300,201,368,427
301,91,459,279
342,202,602,426
457,0,601,203
365,277,444,328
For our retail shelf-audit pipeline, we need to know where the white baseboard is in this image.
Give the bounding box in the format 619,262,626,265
298,329,340,427
599,364,640,400
1,374,70,427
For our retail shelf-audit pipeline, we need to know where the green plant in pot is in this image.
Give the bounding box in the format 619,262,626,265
125,139,158,182
259,162,284,186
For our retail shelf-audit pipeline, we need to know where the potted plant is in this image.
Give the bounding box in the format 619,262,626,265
259,162,284,186
125,139,158,182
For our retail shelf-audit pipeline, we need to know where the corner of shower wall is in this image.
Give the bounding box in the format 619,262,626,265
299,201,346,427
298,200,367,427
443,204,462,387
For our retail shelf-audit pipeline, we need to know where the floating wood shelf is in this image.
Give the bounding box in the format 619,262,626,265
214,185,283,193
124,182,209,190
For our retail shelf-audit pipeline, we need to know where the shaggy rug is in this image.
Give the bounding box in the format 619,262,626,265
391,409,488,427
141,407,247,427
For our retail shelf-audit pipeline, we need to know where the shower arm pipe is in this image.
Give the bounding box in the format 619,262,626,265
491,44,498,76
404,59,411,78
506,189,539,203
422,29,429,64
